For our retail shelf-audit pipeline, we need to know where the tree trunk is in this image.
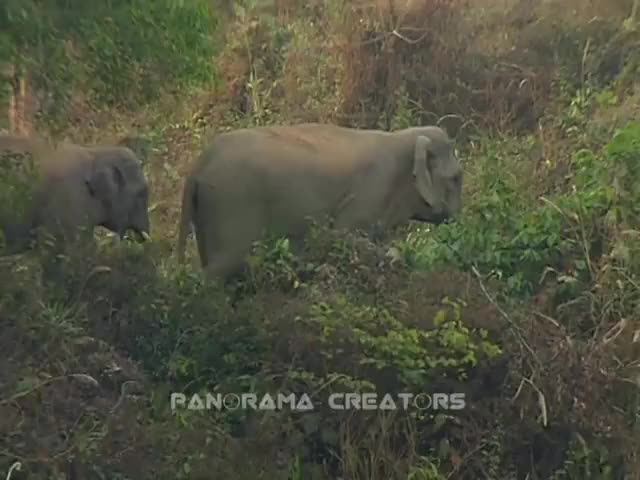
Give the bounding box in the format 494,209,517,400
2,64,33,136
1,63,14,133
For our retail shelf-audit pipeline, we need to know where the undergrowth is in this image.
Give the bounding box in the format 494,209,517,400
1,0,640,479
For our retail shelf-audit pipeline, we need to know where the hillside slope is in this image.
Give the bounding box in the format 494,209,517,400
1,1,640,478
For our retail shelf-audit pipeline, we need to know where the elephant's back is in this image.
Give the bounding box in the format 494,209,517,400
39,143,94,179
0,134,54,185
202,124,386,179
0,134,92,177
0,133,52,160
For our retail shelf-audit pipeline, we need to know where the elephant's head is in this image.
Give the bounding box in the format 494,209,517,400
84,147,151,241
410,127,463,224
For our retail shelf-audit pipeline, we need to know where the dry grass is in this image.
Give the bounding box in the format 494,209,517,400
203,0,636,137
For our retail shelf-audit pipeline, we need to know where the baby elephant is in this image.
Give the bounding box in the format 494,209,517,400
0,133,151,257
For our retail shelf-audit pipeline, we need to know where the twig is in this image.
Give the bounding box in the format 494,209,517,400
601,318,627,345
390,29,429,44
110,380,140,414
5,462,21,480
580,37,591,92
0,373,99,405
532,311,561,329
471,264,542,366
523,377,548,427
72,264,112,305
437,114,464,127
539,196,576,220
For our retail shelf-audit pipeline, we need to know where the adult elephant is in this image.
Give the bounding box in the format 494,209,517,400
0,133,151,258
176,123,463,280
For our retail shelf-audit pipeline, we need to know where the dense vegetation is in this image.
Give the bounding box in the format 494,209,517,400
1,0,640,478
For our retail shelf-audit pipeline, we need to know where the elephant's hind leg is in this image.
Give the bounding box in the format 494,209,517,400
202,204,264,283
194,218,209,269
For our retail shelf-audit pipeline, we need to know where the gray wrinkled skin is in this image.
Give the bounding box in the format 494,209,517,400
0,133,151,257
177,123,463,280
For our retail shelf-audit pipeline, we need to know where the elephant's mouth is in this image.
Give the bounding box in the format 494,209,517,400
429,214,452,225
411,210,452,225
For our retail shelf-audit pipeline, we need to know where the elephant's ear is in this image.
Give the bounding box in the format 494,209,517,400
413,135,435,206
85,164,126,207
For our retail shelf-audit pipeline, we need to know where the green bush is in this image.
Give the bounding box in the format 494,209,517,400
0,0,219,123
399,120,640,301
